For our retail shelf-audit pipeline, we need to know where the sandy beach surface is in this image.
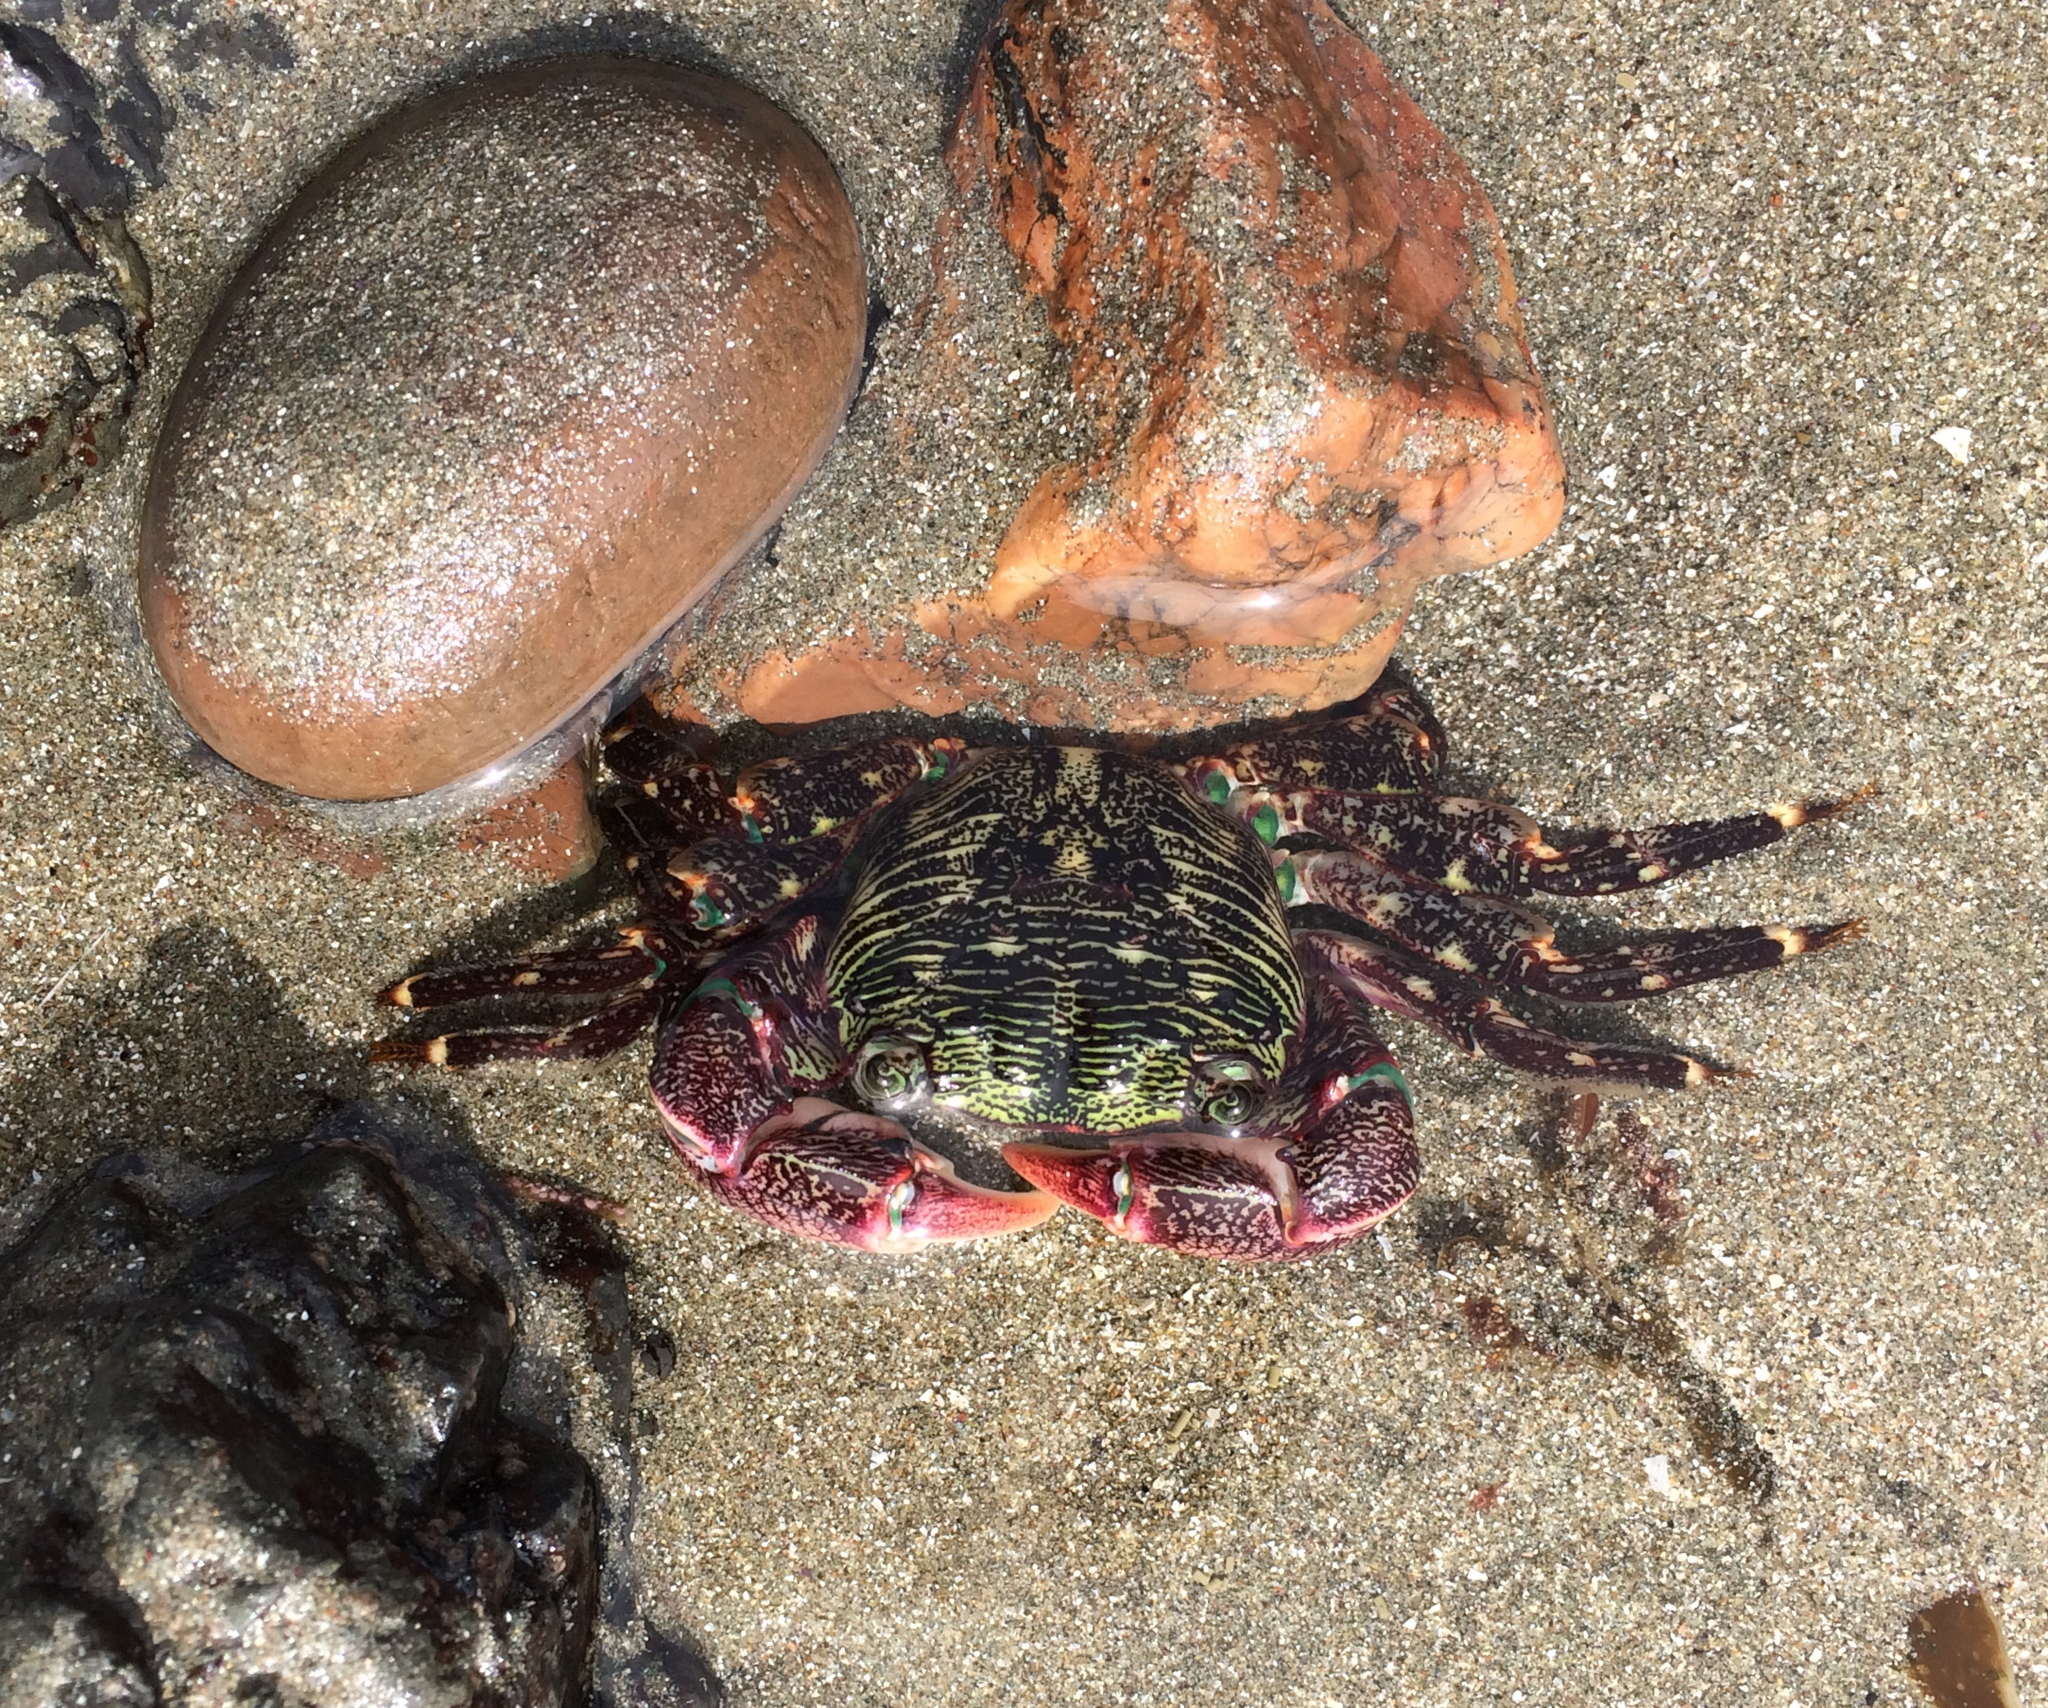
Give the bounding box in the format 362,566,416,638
2,0,2043,1703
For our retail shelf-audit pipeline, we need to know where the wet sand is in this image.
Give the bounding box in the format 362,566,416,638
1,0,2043,1702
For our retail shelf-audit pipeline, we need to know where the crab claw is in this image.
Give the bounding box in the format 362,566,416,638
1004,1136,1298,1261
1004,1077,1419,1262
684,1098,1057,1254
1003,1138,1310,1261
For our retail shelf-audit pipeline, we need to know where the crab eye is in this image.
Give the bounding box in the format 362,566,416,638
852,1036,930,1109
1192,1057,1266,1129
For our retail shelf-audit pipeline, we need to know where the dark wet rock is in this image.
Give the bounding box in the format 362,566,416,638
1,0,305,528
140,58,864,806
0,1100,718,1707
0,22,158,526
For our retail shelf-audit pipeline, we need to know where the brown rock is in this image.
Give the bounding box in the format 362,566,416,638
142,59,864,803
659,0,1559,732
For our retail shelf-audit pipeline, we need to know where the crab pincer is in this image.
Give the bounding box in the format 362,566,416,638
642,929,1054,1253
678,1098,1057,1254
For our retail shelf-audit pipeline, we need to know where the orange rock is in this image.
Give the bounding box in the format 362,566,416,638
966,0,1563,651
667,0,1560,733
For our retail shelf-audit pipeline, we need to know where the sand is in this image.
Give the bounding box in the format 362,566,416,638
1,0,2043,1703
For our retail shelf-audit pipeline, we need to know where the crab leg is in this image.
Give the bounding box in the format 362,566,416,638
607,733,962,925
603,755,734,843
599,716,740,892
1186,686,1443,801
377,927,677,1010
1004,979,1421,1262
371,987,665,1067
1217,784,1871,898
654,822,863,931
651,915,1054,1251
1298,930,1713,1089
731,738,964,843
1496,790,1871,897
1281,847,1864,1002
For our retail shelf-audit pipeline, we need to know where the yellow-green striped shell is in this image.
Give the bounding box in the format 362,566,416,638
827,747,1304,1131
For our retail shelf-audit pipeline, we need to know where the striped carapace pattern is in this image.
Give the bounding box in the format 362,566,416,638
826,746,1305,1130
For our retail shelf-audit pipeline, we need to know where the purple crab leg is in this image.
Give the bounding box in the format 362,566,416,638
654,822,864,932
1004,977,1420,1262
1494,788,1871,896
731,737,964,843
377,927,677,1010
602,715,734,831
1217,783,1874,898
1298,929,1715,1089
616,735,967,935
1280,847,1865,1003
370,987,664,1068
1185,684,1443,800
651,914,1053,1251
601,719,738,901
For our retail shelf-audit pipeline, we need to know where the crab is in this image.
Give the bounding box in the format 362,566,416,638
373,677,1863,1262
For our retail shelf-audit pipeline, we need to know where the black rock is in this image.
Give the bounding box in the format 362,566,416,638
0,1100,717,1707
0,0,303,525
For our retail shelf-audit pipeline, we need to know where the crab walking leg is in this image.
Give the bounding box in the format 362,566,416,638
731,737,965,843
371,988,665,1067
1004,981,1422,1262
683,1099,1058,1253
1222,784,1873,898
1185,691,1443,802
1298,929,1713,1089
603,756,735,844
604,718,731,819
649,919,1054,1250
1281,848,1865,1002
601,720,741,900
377,927,678,1010
1489,789,1871,897
609,735,963,921
655,821,864,932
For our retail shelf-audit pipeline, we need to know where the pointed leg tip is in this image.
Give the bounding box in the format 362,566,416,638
1800,782,1882,824
1812,917,1868,952
377,980,414,1008
1767,919,1868,959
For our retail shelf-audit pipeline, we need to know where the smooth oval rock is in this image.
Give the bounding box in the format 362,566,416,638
141,59,864,803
